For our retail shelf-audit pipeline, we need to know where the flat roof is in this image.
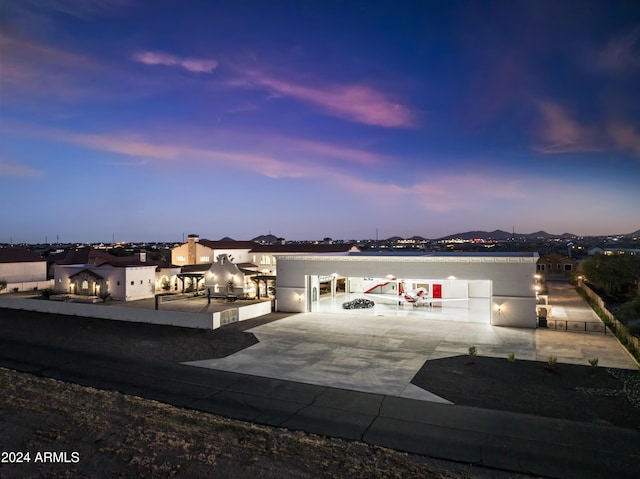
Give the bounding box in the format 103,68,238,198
348,251,539,258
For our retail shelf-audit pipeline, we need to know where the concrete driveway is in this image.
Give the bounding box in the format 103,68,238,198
186,313,537,402
187,299,637,403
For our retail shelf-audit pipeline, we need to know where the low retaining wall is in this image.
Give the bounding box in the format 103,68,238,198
0,280,53,294
212,301,272,329
0,297,273,330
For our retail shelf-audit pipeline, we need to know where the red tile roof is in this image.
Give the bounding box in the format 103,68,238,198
0,247,45,263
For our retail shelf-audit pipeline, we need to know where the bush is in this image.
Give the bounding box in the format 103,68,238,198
99,291,111,302
466,345,477,365
507,352,516,363
588,358,599,368
0,279,6,292
545,355,558,372
40,288,55,299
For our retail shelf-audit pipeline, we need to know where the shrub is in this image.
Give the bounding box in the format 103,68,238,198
544,355,558,372
12,287,19,293
466,345,477,365
0,279,6,292
507,352,516,363
99,291,111,302
588,358,599,368
40,288,55,299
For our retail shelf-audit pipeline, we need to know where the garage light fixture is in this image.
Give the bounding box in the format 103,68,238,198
447,275,456,280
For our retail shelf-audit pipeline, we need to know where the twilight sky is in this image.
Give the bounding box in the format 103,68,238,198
1,0,639,243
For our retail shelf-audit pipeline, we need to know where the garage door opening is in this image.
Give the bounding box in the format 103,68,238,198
309,275,491,323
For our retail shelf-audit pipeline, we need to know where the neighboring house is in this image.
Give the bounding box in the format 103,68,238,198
0,247,50,292
203,254,258,298
171,234,257,266
536,252,576,274
249,243,361,275
588,243,640,256
51,247,180,300
54,263,158,301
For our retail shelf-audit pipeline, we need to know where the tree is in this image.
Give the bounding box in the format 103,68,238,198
581,254,640,298
0,279,7,293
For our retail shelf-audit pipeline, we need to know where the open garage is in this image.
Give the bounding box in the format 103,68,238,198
275,252,539,328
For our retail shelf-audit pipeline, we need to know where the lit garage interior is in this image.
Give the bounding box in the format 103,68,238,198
309,274,492,323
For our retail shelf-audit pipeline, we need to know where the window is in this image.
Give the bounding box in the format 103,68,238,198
200,256,210,262
131,281,134,285
117,281,120,286
536,264,545,271
58,278,62,283
177,256,186,262
148,279,151,283
82,280,88,289
140,280,143,284
564,264,573,271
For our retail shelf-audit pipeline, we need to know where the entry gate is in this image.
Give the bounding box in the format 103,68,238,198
220,308,239,326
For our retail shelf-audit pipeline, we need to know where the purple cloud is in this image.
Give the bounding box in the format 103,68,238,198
533,101,603,154
241,70,416,128
133,51,218,73
595,27,640,73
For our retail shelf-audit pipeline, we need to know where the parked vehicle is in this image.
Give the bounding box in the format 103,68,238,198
342,298,375,309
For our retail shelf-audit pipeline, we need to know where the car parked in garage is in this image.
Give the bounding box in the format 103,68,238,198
342,298,375,309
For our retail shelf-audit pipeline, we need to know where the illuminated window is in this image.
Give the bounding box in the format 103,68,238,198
200,256,210,262
177,256,186,262
81,280,88,289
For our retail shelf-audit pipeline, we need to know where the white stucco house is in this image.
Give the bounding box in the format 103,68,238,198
54,263,159,301
203,254,257,298
0,247,50,292
275,252,540,328
51,247,180,301
171,234,256,267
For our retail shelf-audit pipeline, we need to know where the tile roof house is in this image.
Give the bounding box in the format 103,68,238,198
51,247,180,301
171,234,257,267
536,252,576,275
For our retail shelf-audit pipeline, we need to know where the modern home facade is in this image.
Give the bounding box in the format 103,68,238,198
276,252,539,328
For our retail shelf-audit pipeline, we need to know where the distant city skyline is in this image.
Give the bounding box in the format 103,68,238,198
1,1,639,244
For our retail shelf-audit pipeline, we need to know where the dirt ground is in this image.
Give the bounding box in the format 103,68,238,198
0,369,539,479
1,307,638,477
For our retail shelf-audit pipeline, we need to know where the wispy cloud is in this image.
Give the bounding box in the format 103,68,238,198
5,122,536,215
0,160,44,177
533,101,603,154
0,33,150,105
595,27,640,73
608,123,640,158
133,51,218,73
334,173,524,213
240,70,416,128
17,0,132,18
